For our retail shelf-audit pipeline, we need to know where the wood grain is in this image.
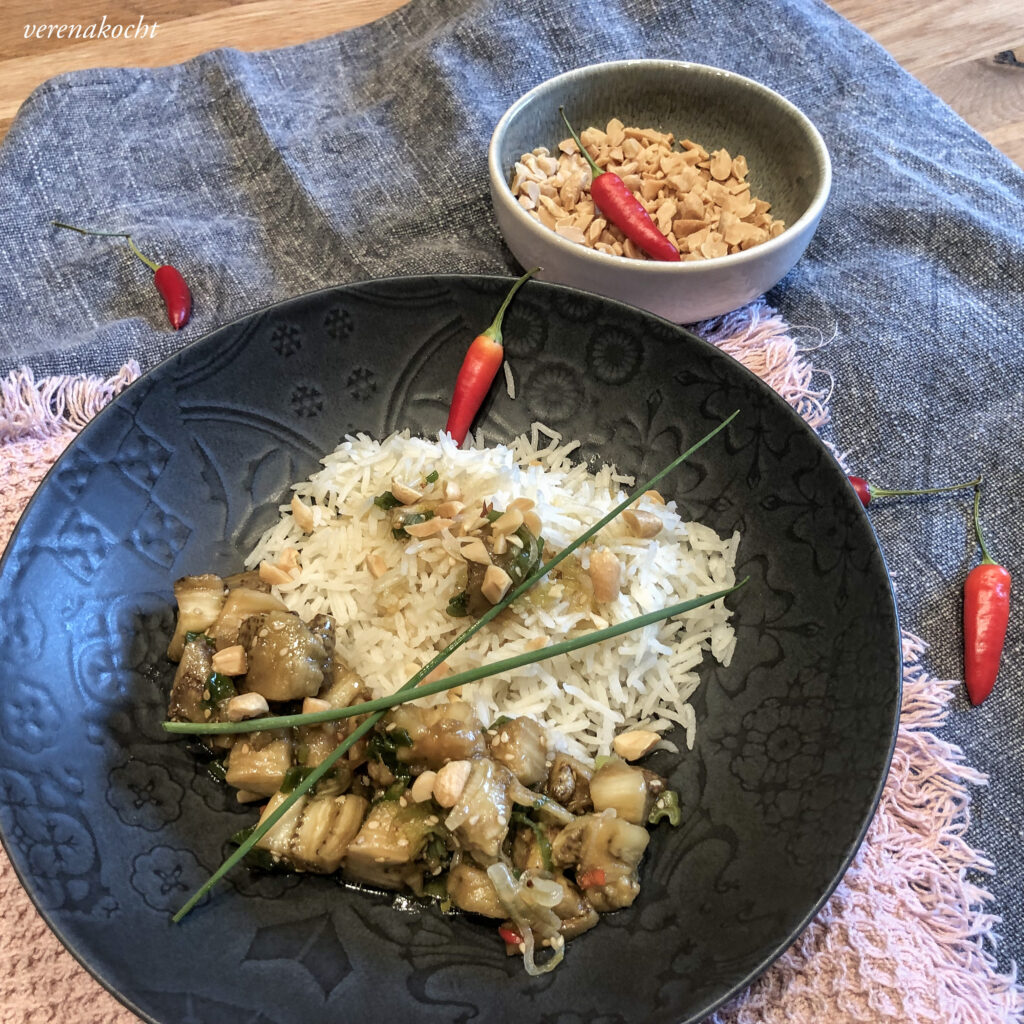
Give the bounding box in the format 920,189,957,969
829,0,1024,166
0,0,1021,167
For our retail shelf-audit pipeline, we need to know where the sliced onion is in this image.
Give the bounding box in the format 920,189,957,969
486,861,523,912
521,873,563,908
444,803,470,831
509,780,575,826
522,925,565,976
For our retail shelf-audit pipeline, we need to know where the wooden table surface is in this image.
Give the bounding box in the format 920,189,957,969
1,1,1022,166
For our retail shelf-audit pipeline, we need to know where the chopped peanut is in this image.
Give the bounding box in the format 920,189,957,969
642,489,666,505
225,692,270,721
302,697,332,715
259,561,292,586
436,500,466,518
623,509,663,539
612,729,661,761
588,548,622,603
278,547,300,572
404,517,454,538
290,495,315,533
390,480,423,505
365,553,387,578
460,538,492,565
508,497,535,512
481,564,513,605
420,661,450,685
211,644,247,676
491,508,524,535
433,760,472,807
522,510,543,537
512,125,783,261
410,771,438,803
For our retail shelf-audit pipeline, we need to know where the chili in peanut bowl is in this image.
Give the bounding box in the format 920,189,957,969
488,60,831,322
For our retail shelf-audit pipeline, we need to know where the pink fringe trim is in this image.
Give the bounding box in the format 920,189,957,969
694,298,832,429
0,362,140,444
708,635,1022,1023
0,302,1021,1022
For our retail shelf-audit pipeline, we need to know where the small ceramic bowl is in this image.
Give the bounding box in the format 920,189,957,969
488,60,831,323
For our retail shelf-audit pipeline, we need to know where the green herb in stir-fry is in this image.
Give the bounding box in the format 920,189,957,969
161,412,741,977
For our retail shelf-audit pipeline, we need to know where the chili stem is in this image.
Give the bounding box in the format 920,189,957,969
870,476,982,499
124,234,161,273
52,220,161,272
559,108,603,178
52,220,130,238
972,481,995,565
165,581,746,736
482,267,539,341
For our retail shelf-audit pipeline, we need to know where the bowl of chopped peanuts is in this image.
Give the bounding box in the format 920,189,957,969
488,60,831,323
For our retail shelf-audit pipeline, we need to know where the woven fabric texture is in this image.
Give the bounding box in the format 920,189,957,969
0,0,1022,1015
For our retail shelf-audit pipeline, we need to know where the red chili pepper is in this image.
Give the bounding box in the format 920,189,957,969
445,268,538,446
559,108,680,262
576,867,606,889
963,485,1011,706
848,474,980,508
52,220,193,330
498,923,523,947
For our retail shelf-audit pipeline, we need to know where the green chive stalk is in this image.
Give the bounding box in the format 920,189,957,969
169,411,739,922
166,581,745,737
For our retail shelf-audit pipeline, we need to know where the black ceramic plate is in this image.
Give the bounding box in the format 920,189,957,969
0,276,900,1024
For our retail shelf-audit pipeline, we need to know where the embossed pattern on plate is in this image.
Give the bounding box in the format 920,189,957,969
0,276,900,1024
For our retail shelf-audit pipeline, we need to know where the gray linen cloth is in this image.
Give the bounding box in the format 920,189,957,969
1,0,1022,971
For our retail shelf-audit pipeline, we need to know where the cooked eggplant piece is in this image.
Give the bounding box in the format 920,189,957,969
317,665,370,708
446,858,506,918
550,811,650,912
224,732,293,796
545,752,593,814
488,716,548,786
167,574,227,661
444,757,514,860
207,587,289,650
344,800,447,890
222,569,272,593
295,721,350,772
238,609,331,702
255,791,368,873
387,702,487,771
511,818,556,874
167,635,215,723
461,519,543,617
551,875,599,939
589,757,654,825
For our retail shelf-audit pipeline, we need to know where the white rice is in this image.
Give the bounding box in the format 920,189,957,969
246,426,739,759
